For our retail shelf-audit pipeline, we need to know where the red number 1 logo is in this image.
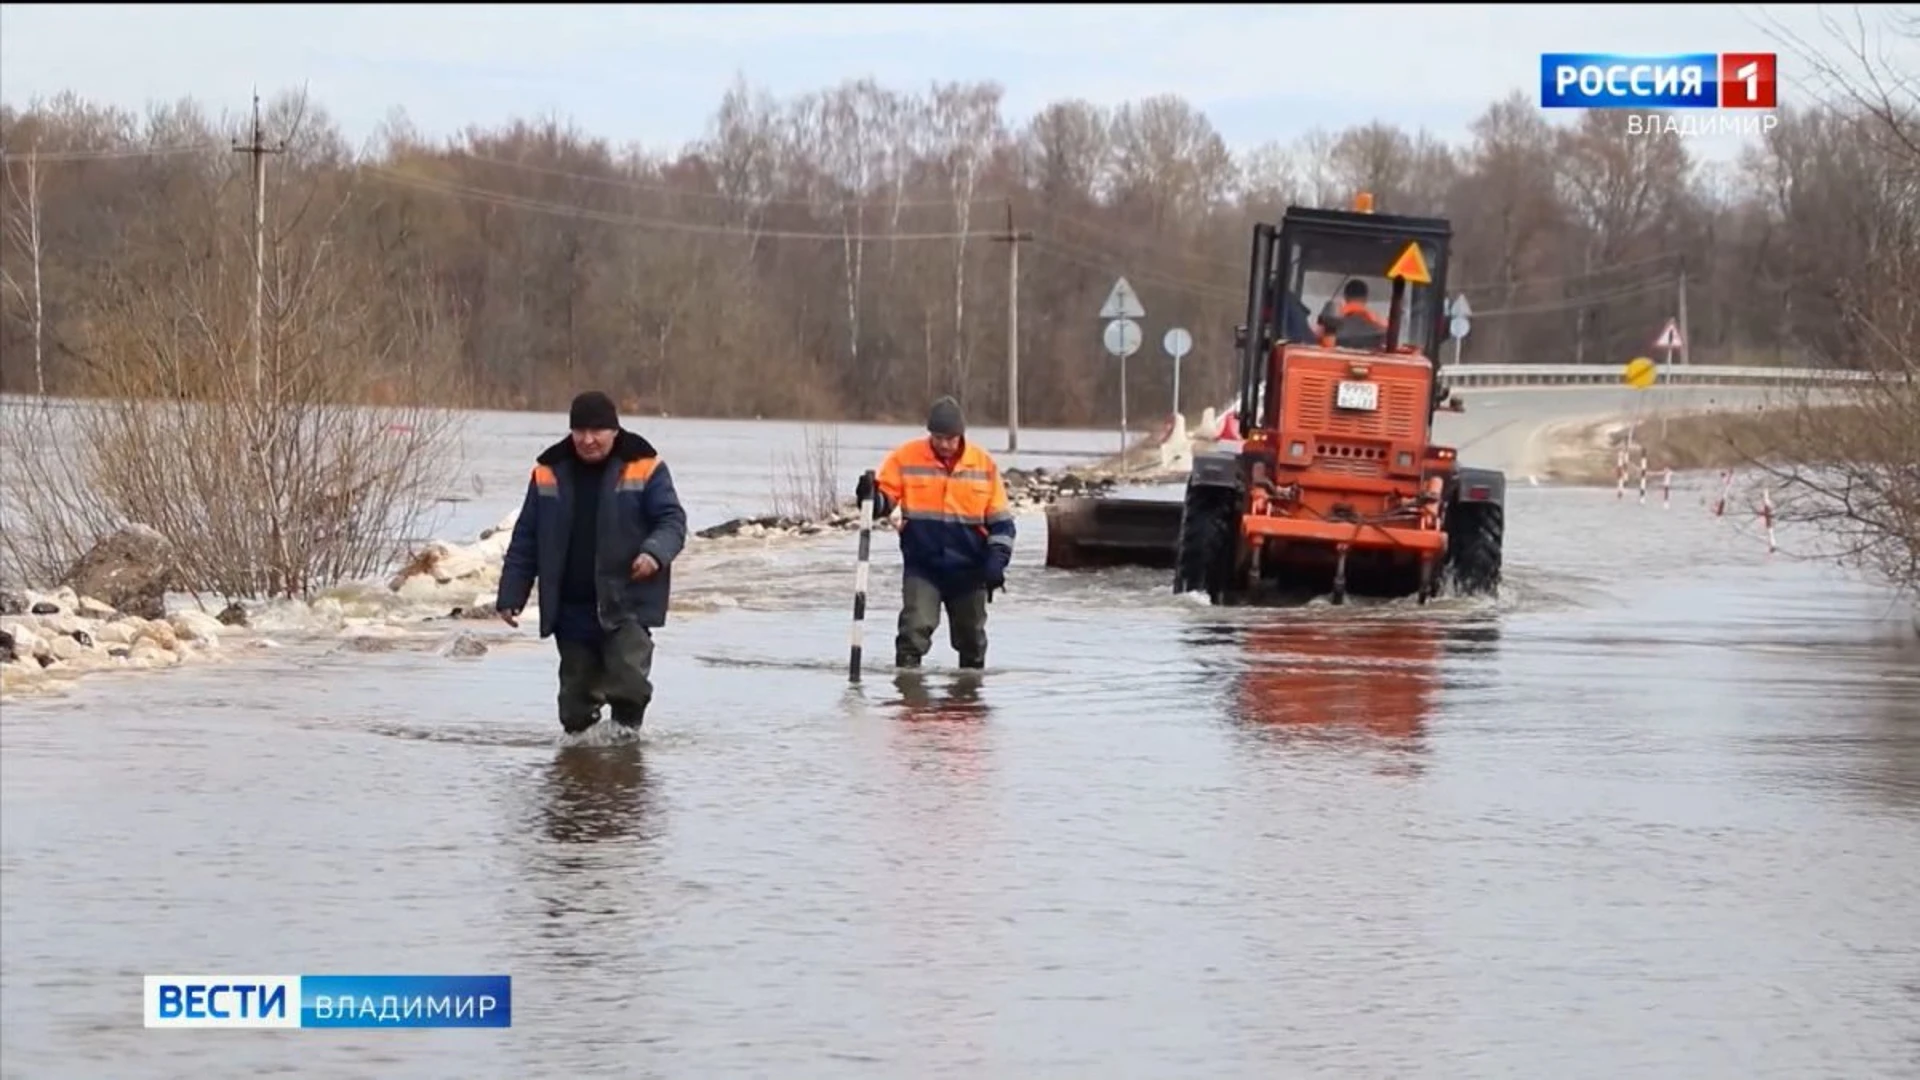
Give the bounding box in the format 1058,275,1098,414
1720,53,1777,108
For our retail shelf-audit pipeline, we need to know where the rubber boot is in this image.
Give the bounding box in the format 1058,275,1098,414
560,706,601,735
957,652,985,670
611,701,646,730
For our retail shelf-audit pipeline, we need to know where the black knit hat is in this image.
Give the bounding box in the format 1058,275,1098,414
927,395,965,436
569,390,620,431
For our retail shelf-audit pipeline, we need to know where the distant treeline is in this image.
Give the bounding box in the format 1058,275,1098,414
0,65,1909,425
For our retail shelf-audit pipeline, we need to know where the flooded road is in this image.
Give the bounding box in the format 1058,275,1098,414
5,407,1919,1078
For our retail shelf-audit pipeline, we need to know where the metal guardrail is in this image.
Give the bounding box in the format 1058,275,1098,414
1437,363,1876,388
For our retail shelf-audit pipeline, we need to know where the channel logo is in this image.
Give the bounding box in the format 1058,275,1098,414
144,974,511,1029
1541,53,1777,109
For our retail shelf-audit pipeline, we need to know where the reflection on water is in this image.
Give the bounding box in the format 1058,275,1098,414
1198,614,1500,741
1232,618,1439,740
537,744,661,847
887,671,994,787
891,670,989,722
519,744,665,985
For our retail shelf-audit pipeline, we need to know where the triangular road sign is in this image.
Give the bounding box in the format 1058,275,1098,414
1099,276,1146,319
1654,318,1683,350
1385,242,1431,285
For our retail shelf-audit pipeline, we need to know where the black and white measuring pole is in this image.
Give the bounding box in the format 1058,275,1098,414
848,469,876,683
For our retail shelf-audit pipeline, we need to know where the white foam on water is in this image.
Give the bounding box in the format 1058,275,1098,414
558,721,647,749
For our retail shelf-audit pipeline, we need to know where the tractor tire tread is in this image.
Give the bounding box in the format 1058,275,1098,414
1444,501,1503,597
1175,487,1239,603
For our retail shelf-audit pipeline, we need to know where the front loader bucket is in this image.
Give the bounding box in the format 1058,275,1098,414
1044,496,1186,570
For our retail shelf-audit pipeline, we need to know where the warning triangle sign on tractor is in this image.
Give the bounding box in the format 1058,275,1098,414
1385,242,1431,285
1654,318,1683,350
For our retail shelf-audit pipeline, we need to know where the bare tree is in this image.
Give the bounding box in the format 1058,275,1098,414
0,140,45,395
1719,8,1920,595
929,80,1004,399
1,96,466,600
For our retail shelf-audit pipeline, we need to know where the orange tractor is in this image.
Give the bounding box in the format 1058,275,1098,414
1045,197,1505,606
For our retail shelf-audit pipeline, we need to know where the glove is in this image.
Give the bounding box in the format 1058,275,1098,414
981,559,1006,593
854,473,875,503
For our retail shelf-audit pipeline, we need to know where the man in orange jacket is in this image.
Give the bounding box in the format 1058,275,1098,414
855,396,1016,670
1318,278,1389,349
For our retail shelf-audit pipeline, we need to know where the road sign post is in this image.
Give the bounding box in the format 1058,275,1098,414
1103,317,1143,455
1653,318,1684,438
1162,326,1192,420
1447,294,1471,369
1099,277,1146,458
1654,317,1683,372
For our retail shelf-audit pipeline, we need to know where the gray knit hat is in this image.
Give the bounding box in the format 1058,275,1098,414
927,395,965,436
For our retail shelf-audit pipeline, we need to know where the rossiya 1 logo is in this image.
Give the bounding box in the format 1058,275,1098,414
1539,52,1777,109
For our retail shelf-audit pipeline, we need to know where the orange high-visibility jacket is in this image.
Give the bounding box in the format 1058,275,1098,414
871,436,1016,586
1320,301,1389,347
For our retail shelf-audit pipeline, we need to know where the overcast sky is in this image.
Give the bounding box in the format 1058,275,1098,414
3,3,1914,166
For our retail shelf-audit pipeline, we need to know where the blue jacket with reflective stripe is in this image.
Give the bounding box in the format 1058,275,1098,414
497,429,688,636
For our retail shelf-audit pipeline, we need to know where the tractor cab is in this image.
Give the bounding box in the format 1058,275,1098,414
1234,197,1455,438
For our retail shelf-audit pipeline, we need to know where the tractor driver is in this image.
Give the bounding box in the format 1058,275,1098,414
1319,279,1389,350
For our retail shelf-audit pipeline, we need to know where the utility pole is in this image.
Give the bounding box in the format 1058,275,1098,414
232,90,285,397
991,199,1034,453
1676,262,1691,367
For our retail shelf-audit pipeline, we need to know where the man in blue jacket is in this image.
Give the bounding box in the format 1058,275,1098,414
497,391,688,734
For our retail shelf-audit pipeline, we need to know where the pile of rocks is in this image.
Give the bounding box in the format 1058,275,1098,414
695,510,887,541
1003,467,1119,509
0,585,233,695
0,522,248,696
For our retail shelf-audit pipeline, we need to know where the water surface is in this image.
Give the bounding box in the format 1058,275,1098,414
3,416,1917,1079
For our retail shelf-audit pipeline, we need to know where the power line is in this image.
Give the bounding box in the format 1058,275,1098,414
453,150,1008,211
1469,275,1678,318
363,164,999,242
1451,251,1681,293
1030,237,1242,304
0,142,225,163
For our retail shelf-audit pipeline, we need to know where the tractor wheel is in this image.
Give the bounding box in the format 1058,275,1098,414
1443,500,1503,598
1173,486,1241,604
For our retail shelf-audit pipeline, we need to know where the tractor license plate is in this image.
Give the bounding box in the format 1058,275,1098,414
1335,380,1379,411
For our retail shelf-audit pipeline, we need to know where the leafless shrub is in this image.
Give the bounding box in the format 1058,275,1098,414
1731,10,1920,596
0,92,469,599
769,424,844,521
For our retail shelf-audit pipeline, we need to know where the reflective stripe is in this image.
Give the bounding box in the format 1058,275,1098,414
912,510,991,526
617,458,659,492
533,458,659,496
882,439,1006,524
872,435,1016,576
902,465,994,482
